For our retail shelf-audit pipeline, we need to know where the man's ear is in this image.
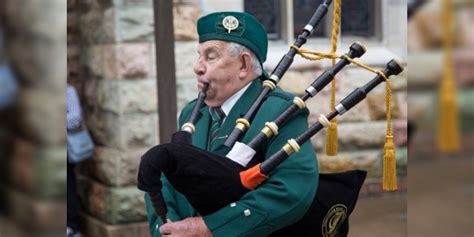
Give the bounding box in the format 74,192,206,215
238,52,253,80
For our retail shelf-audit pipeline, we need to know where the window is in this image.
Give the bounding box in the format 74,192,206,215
244,0,282,40
244,0,380,42
293,0,326,37
340,0,377,37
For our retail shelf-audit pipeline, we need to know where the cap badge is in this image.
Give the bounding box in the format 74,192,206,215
222,16,239,33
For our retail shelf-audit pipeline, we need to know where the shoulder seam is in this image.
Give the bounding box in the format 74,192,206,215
268,91,292,101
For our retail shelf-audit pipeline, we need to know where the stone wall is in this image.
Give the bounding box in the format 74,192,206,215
69,0,158,236
66,0,203,236
0,0,67,235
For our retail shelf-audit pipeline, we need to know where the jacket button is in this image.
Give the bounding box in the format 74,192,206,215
244,209,251,216
230,202,236,207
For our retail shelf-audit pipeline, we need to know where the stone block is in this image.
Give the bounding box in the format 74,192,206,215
175,42,198,78
411,6,443,50
109,43,153,79
80,7,116,44
83,45,105,78
94,79,121,114
112,0,153,7
177,77,198,112
317,149,380,176
121,113,159,148
77,176,148,224
120,79,157,113
454,49,474,87
458,8,474,46
336,62,407,96
309,128,326,152
8,31,66,92
91,79,157,114
34,145,67,199
338,99,371,123
86,110,122,148
5,0,66,40
78,146,146,186
339,67,382,94
86,110,158,149
393,120,408,147
85,43,153,79
310,120,405,152
116,6,155,42
305,92,332,126
366,92,402,120
2,186,66,232
330,121,387,150
306,93,371,125
174,4,200,41
278,69,323,96
391,69,408,92
9,139,67,199
17,89,66,145
407,51,442,88
81,213,149,237
317,147,407,178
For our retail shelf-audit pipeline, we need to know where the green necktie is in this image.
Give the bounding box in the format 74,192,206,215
209,107,225,145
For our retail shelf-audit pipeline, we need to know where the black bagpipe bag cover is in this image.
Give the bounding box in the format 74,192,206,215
138,131,249,216
269,169,367,237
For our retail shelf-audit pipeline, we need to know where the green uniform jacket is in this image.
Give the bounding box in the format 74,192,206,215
145,79,319,237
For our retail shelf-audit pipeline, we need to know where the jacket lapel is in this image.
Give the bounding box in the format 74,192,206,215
210,79,263,154
192,105,211,150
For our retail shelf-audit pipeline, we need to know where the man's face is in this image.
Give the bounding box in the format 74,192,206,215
194,40,245,107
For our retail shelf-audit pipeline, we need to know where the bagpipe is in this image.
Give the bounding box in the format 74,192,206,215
137,0,405,235
138,57,403,234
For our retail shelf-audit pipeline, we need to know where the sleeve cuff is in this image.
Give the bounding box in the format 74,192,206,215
202,201,267,235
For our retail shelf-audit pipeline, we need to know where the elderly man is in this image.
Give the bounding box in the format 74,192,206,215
144,12,318,237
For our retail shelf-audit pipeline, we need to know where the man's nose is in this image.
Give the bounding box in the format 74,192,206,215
194,60,205,76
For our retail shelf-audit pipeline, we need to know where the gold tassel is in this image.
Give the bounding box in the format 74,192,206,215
325,0,341,156
437,0,460,152
383,135,398,191
383,76,397,191
437,78,460,152
325,120,338,155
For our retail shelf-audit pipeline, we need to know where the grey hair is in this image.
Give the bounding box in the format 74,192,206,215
226,42,263,77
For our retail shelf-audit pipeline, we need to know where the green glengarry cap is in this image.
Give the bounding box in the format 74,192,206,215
197,12,268,64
